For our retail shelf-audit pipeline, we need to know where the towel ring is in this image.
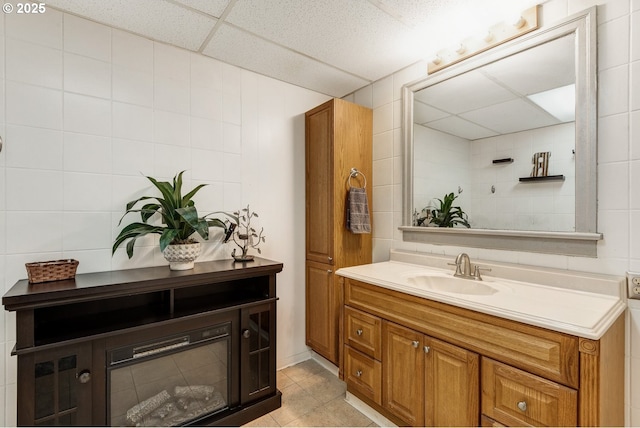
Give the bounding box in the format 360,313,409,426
348,167,367,189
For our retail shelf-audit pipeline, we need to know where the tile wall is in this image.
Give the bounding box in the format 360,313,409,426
344,0,640,424
0,9,329,425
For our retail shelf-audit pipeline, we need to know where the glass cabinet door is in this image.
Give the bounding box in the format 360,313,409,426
240,302,276,404
21,342,93,426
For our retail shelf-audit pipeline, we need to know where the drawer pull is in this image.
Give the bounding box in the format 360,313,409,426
355,369,363,377
327,269,333,274
412,340,419,348
424,345,430,354
328,257,333,262
356,329,363,336
517,401,527,412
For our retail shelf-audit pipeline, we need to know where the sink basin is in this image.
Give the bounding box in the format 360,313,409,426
406,274,500,295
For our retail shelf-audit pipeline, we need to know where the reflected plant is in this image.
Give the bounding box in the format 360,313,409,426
429,192,470,228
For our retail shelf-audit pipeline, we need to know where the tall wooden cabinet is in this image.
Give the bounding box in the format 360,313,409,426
305,98,373,364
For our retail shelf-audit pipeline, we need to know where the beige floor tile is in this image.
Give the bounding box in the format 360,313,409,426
277,370,295,390
295,370,347,404
243,413,280,427
268,383,322,426
279,359,324,383
322,396,373,427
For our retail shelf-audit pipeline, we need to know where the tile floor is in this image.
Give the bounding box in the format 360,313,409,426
243,359,375,427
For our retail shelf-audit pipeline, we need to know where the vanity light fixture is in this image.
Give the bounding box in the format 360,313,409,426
427,5,539,74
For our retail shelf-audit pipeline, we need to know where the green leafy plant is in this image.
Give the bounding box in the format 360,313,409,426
430,192,471,228
112,171,232,258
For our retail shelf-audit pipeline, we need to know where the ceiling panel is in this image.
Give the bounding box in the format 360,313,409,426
171,0,230,17
460,98,560,135
46,0,217,51
414,101,449,124
427,115,498,140
203,23,369,96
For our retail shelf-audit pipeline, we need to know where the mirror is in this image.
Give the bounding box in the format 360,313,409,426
401,7,601,257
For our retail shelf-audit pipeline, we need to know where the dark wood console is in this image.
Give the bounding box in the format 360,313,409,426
3,257,283,426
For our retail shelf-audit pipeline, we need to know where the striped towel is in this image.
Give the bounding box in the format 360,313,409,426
346,187,371,234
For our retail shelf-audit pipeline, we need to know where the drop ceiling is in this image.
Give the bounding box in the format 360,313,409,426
45,0,542,97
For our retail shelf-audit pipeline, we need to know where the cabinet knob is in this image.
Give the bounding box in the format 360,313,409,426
412,340,420,348
356,329,363,336
77,370,91,384
328,257,333,262
327,269,333,274
424,345,430,354
242,329,251,339
517,401,527,412
355,370,363,377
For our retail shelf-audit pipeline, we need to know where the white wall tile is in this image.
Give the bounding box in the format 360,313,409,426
112,29,153,74
223,123,242,153
599,65,630,117
6,82,62,130
222,63,242,95
223,92,242,125
633,110,640,160
5,38,62,89
599,113,629,163
223,153,242,182
633,61,640,111
373,185,393,212
111,175,154,216
63,173,112,211
154,144,191,178
153,110,190,146
373,158,393,187
597,209,630,259
154,76,190,114
190,117,223,151
64,132,112,174
633,11,640,62
113,65,153,106
64,53,111,98
5,8,62,49
112,138,155,176
191,53,223,91
598,16,629,70
222,182,242,211
373,130,393,161
154,43,190,81
191,86,223,120
632,210,640,263
372,76,393,109
63,212,112,251
6,212,63,253
63,14,111,62
64,249,112,274
64,93,111,136
599,161,629,210
192,149,224,182
372,211,393,239
5,125,63,170
6,168,63,211
354,85,373,108
112,102,153,142
373,103,393,135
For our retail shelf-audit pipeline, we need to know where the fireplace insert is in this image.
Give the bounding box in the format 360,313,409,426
108,324,231,426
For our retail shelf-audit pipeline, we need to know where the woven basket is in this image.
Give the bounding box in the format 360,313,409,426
25,259,79,284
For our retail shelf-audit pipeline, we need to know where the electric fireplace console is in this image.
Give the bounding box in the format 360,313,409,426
3,257,283,426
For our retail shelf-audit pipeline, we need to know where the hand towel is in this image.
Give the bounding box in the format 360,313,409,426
347,187,371,234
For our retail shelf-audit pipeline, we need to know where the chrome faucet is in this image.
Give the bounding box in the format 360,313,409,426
454,253,472,278
450,252,491,280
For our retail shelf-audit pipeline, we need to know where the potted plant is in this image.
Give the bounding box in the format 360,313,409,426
429,192,471,228
112,171,232,270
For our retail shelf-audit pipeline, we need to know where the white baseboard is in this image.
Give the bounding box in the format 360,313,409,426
276,349,313,371
310,350,339,377
345,392,397,427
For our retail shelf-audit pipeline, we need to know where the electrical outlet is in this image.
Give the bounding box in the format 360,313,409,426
627,272,640,299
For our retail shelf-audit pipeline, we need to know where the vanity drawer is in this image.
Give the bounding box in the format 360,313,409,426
481,358,577,427
345,306,381,359
344,345,382,405
344,278,579,387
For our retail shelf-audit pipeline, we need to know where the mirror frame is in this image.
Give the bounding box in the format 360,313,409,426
401,7,601,257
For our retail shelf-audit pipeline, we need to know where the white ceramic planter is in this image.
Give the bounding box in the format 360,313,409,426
163,242,201,270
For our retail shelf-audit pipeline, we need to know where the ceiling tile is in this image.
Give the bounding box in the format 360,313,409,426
171,0,230,17
47,0,217,51
427,116,498,140
224,0,421,82
414,101,449,124
460,98,560,135
202,23,369,96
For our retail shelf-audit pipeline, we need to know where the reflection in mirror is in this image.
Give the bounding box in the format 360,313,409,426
413,34,576,232
401,7,601,257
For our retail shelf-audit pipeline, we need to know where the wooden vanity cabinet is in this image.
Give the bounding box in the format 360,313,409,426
305,98,372,364
341,277,624,427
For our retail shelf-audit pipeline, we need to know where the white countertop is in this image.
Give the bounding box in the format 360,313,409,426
336,251,627,340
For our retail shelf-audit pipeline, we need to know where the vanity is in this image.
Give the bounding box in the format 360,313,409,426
336,250,625,427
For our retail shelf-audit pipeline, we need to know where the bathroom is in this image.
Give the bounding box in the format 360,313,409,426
0,0,638,425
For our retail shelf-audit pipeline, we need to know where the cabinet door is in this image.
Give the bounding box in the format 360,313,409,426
19,342,93,426
382,321,424,426
425,337,479,426
241,302,276,404
305,102,334,265
305,261,339,363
